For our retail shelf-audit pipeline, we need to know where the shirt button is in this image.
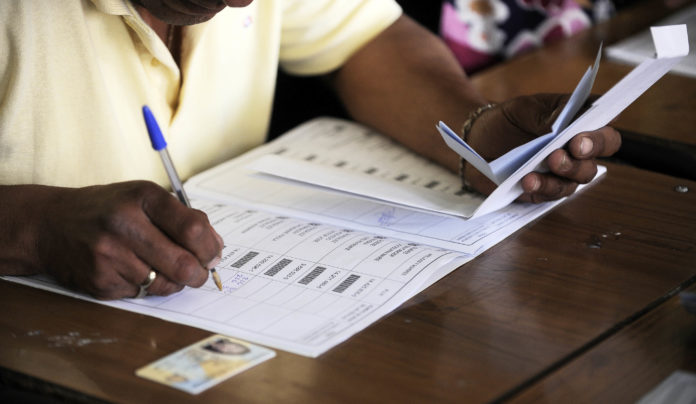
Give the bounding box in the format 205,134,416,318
150,58,160,67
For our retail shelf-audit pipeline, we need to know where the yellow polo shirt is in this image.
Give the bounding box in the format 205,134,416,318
0,0,401,187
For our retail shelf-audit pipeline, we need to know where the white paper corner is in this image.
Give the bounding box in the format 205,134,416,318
650,24,689,58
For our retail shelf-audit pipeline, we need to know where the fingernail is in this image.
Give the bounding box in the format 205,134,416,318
207,231,224,269
559,154,570,171
529,176,540,192
206,255,221,270
580,137,593,156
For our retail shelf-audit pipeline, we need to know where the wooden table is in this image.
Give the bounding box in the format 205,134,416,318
471,0,696,180
2,162,695,403
513,283,696,403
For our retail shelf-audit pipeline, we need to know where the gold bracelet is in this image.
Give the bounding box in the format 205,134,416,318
459,103,497,194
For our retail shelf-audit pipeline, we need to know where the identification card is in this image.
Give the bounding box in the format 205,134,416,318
136,334,275,394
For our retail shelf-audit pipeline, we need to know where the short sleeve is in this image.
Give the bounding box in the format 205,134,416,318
279,0,402,75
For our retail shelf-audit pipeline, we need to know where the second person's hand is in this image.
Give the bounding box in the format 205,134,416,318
463,93,622,202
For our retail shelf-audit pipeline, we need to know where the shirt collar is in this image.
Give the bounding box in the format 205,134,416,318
88,0,132,16
89,0,180,75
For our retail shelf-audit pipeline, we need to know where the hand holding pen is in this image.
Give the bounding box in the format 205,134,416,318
142,105,224,292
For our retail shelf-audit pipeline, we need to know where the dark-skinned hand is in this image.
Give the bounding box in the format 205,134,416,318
464,93,622,202
34,181,224,300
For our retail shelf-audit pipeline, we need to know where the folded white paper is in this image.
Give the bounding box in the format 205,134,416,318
437,44,602,186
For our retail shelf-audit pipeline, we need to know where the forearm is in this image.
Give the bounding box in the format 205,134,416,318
0,185,54,275
329,15,488,173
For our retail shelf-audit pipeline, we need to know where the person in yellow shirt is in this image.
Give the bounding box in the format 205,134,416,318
0,0,621,299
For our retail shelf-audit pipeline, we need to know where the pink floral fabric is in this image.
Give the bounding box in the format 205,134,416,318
440,0,595,72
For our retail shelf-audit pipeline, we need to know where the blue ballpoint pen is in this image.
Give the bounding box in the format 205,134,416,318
142,105,223,291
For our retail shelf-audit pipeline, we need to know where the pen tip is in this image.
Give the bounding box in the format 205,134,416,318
212,270,223,291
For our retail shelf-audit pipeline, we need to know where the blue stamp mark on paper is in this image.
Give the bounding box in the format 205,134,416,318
377,207,397,226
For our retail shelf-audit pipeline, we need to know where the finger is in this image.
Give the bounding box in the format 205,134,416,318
137,271,185,297
92,238,184,299
546,149,598,184
144,190,223,270
128,218,210,289
87,236,155,300
567,127,622,159
103,193,210,289
520,172,579,203
121,263,184,298
86,268,133,301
